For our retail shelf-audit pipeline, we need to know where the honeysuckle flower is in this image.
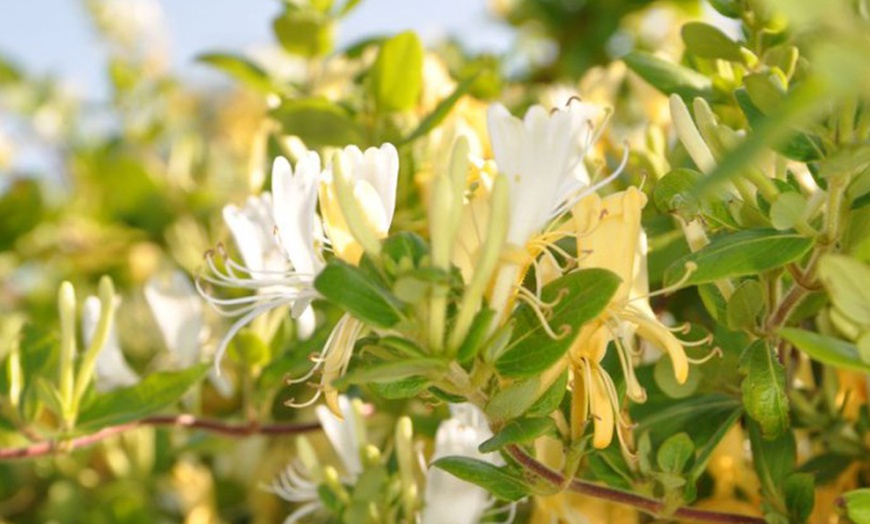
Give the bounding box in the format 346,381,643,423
568,187,698,450
265,396,366,523
421,403,504,524
319,143,399,263
145,270,205,369
199,156,325,367
81,296,139,392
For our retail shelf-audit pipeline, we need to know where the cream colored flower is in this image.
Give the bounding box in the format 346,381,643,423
568,187,691,450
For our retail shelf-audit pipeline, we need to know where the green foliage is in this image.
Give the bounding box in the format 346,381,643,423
271,98,367,148
315,259,407,328
622,51,714,100
370,32,424,113
740,341,790,439
431,457,529,501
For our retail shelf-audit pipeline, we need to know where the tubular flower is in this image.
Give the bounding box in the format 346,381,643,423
319,143,399,264
568,187,693,450
198,156,324,368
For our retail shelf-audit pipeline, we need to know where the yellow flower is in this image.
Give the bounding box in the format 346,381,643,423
568,187,690,450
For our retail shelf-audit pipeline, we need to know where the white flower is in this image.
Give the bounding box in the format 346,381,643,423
486,101,607,247
222,193,287,278
145,270,205,369
319,143,399,263
81,296,139,392
271,152,324,280
421,403,502,524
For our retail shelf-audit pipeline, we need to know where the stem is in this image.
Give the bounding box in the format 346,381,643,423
505,445,765,524
0,416,321,461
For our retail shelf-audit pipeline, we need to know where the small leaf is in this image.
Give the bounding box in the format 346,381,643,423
273,10,333,57
657,432,695,474
315,259,406,328
77,365,208,431
663,229,813,288
726,279,764,330
478,417,555,453
734,88,824,162
270,98,365,148
817,254,870,327
526,369,568,418
335,358,446,388
496,269,620,378
368,376,430,399
780,328,870,373
681,22,744,62
708,0,741,18
197,53,275,93
622,51,714,100
770,192,808,230
431,457,529,501
740,341,789,439
841,489,870,524
456,308,497,364
784,473,815,523
370,31,424,112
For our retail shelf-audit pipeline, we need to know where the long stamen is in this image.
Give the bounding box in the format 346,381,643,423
686,346,723,365
285,389,323,409
514,290,572,340
624,261,698,305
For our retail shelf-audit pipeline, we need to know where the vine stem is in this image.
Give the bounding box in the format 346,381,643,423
0,415,321,461
505,444,765,524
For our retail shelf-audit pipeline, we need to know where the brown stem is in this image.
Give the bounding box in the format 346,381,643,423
0,415,321,461
506,445,765,524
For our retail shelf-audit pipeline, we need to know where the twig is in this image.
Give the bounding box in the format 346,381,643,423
505,445,765,524
0,415,321,460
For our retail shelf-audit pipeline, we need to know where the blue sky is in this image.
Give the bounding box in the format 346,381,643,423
0,0,514,97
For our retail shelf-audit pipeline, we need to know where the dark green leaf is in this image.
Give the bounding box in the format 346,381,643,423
663,229,813,288
197,53,275,94
456,308,497,364
478,417,555,453
741,341,789,439
726,279,764,330
315,259,406,328
748,419,795,504
780,328,870,373
431,457,529,501
77,365,208,431
681,22,744,62
496,268,620,378
622,51,714,100
370,31,423,112
270,98,365,148
784,473,814,523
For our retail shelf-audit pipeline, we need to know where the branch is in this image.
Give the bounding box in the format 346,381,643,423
506,445,765,524
0,415,321,461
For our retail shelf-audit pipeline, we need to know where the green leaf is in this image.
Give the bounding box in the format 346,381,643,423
780,328,870,373
734,87,824,162
270,98,365,148
431,457,529,501
273,10,333,57
663,229,813,288
656,433,695,474
654,356,700,399
744,73,787,115
496,268,620,378
197,53,275,94
726,279,764,330
485,376,543,422
740,341,789,439
456,308,497,364
335,358,446,388
817,254,870,327
368,375,429,399
370,31,423,112
478,417,555,453
622,51,714,100
402,73,477,144
689,407,742,481
77,365,208,431
770,192,808,230
526,369,568,418
784,473,815,523
681,22,744,62
315,259,406,328
841,489,870,524
748,419,795,504
708,0,741,17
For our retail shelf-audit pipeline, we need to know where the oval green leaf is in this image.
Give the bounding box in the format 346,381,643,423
780,328,870,373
